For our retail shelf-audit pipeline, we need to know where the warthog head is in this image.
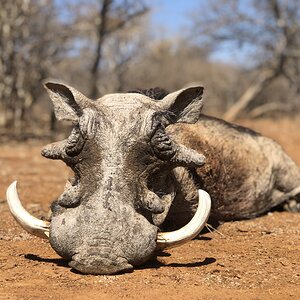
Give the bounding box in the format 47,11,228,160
7,82,211,274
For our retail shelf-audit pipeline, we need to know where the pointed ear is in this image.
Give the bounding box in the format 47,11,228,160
44,81,89,121
160,86,204,123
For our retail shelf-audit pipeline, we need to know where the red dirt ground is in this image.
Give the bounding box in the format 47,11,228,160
0,117,300,300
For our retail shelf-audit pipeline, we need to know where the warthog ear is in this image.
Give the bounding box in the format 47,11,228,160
44,81,90,121
160,86,204,124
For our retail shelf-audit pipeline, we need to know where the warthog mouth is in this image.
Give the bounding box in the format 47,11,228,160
6,181,211,272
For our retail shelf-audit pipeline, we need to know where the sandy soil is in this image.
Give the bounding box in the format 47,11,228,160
0,117,300,300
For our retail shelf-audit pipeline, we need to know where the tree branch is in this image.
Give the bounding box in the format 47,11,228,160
223,70,279,121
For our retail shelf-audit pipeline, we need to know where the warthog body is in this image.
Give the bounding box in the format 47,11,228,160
7,83,300,274
164,115,300,229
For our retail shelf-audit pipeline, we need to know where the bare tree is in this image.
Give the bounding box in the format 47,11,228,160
0,0,69,134
190,0,300,120
124,39,246,116
75,0,149,98
0,0,149,136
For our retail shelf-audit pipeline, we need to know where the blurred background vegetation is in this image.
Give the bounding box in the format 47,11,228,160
0,0,299,138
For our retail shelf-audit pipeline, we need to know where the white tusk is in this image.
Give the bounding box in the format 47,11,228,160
6,181,50,239
156,189,211,250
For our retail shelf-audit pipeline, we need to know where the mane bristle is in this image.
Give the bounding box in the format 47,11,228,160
127,87,169,100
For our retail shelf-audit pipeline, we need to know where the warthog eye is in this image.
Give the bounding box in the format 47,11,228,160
150,112,176,160
150,128,175,161
65,124,85,157
151,111,174,134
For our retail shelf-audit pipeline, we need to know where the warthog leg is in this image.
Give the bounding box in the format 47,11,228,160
271,187,300,212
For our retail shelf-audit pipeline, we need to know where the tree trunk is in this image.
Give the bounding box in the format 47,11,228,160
50,110,57,133
223,70,279,121
89,0,112,99
249,102,288,118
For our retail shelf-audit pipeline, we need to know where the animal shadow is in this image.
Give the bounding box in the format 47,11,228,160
25,253,216,273
138,256,216,270
25,253,69,267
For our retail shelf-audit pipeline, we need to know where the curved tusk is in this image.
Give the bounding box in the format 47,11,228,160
6,181,50,239
156,189,211,250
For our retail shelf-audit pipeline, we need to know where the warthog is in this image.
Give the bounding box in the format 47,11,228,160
7,82,300,274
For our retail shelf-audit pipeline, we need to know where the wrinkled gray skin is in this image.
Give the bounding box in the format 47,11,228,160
42,82,205,274
42,82,300,274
